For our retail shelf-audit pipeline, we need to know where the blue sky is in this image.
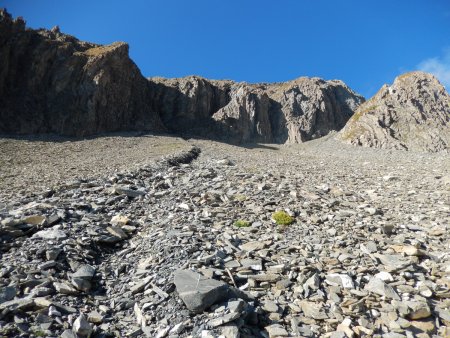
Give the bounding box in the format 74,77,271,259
4,0,450,98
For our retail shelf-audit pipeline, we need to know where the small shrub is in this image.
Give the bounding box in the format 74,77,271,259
233,194,247,202
234,220,250,228
32,330,46,337
272,211,294,226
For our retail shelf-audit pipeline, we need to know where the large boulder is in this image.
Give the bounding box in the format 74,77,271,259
174,269,245,313
0,9,164,136
339,71,450,152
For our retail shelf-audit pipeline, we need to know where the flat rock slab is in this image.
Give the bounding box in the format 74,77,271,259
174,269,234,313
365,277,400,300
114,186,145,198
239,241,267,252
373,253,412,272
33,229,67,240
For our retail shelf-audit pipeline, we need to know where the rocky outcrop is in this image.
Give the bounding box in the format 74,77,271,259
339,71,450,152
0,9,364,142
147,76,232,136
212,85,273,143
149,76,365,143
264,78,364,143
0,9,165,136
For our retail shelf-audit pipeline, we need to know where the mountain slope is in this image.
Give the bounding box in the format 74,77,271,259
339,71,450,152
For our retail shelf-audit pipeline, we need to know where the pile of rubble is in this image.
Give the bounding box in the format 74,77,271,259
0,139,449,337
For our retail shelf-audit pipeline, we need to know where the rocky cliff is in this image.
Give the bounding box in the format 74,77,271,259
0,9,365,142
148,76,365,143
263,78,364,143
339,71,450,152
0,9,165,136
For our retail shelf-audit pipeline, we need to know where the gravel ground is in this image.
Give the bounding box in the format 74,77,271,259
0,133,190,203
0,133,449,338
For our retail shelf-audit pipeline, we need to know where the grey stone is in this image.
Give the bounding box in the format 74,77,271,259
262,300,280,313
174,269,236,313
0,286,17,303
106,226,128,240
0,298,34,311
87,310,103,324
226,299,246,313
61,330,77,338
364,277,400,300
373,253,412,272
73,313,92,337
221,325,240,338
169,323,186,335
208,312,240,327
240,241,266,252
300,300,328,320
114,186,146,198
325,274,355,289
72,265,96,280
46,248,62,260
406,301,431,319
265,324,289,337
71,278,92,292
33,228,67,240
54,281,79,295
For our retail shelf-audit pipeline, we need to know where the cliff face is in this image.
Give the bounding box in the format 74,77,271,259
212,85,273,143
147,76,232,136
339,71,450,153
147,76,365,143
0,9,165,136
0,9,365,142
264,78,364,143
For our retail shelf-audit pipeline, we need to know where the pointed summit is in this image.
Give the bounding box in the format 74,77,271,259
339,71,450,153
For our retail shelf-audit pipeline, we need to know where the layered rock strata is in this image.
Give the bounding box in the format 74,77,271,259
0,9,165,136
339,71,450,152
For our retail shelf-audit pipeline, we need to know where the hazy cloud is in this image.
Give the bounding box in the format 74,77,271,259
418,49,450,89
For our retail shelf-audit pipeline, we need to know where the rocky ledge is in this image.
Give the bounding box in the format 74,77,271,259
0,139,449,337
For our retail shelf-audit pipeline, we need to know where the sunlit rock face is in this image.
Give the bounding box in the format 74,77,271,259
339,71,450,153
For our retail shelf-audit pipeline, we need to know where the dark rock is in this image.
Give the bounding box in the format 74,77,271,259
0,286,17,303
0,9,165,136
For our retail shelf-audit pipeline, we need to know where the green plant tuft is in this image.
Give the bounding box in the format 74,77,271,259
272,211,294,226
234,219,250,228
233,194,247,202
